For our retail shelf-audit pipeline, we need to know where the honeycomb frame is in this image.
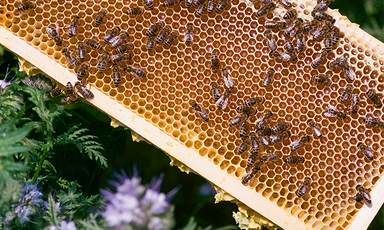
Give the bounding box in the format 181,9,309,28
1,0,384,229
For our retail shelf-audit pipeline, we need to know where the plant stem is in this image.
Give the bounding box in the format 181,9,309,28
32,150,48,184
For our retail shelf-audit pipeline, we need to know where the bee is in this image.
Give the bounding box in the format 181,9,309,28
211,52,221,73
216,89,231,110
215,0,229,13
256,126,273,136
284,155,304,164
256,2,275,18
339,84,353,104
104,26,121,43
302,19,312,33
17,1,36,11
185,0,193,8
110,32,130,48
238,136,250,155
296,177,311,198
313,24,331,42
323,33,332,53
210,82,221,102
116,43,134,54
97,51,109,73
279,0,292,8
283,9,297,20
46,24,62,46
77,42,86,62
255,111,273,129
311,74,331,86
350,94,360,114
244,96,265,107
311,51,328,69
272,121,291,134
296,31,306,52
67,16,80,37
156,25,172,44
312,11,334,22
124,66,147,79
307,119,322,138
314,1,328,11
259,153,279,164
207,0,215,13
64,82,76,96
147,22,165,37
146,36,156,52
77,62,90,81
94,9,107,27
284,37,294,53
269,51,291,62
257,132,270,149
50,87,63,97
270,131,291,145
110,53,131,64
264,30,276,51
366,89,382,108
264,21,286,30
262,68,275,87
164,31,179,47
331,26,340,46
112,64,121,87
164,0,182,6
229,112,248,127
239,121,250,138
324,105,347,120
356,185,372,205
249,132,260,156
345,66,356,81
126,6,145,16
284,18,303,37
84,39,102,50
75,81,94,100
327,57,346,71
241,164,260,185
291,135,310,152
221,68,234,89
363,117,384,129
185,23,194,45
62,48,79,67
357,143,374,160
191,103,209,122
61,95,79,105
143,0,154,10
192,0,206,7
196,2,207,17
236,105,257,117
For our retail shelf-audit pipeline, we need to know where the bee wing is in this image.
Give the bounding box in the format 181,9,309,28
324,110,336,118
215,95,224,108
223,75,234,89
290,139,301,150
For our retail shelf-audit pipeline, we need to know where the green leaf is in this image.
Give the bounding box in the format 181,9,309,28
42,193,64,227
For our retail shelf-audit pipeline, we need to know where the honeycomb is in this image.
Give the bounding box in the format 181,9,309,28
1,0,384,229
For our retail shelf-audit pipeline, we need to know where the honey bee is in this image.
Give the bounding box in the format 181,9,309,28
327,57,345,71
77,62,90,81
229,112,248,127
363,117,384,129
339,84,353,104
249,132,260,156
97,51,109,73
239,121,250,138
216,89,231,110
357,143,374,160
296,177,311,198
207,0,215,13
301,19,312,33
110,53,132,64
185,0,193,8
255,111,273,129
196,2,207,17
284,18,303,37
262,68,275,87
191,103,209,122
210,82,221,102
264,21,286,30
296,31,306,52
241,164,260,185
324,105,347,120
257,132,269,149
124,66,147,79
312,11,334,22
323,33,332,53
284,155,304,164
185,23,194,45
46,24,62,46
67,16,80,37
192,0,205,7
221,68,234,89
211,52,221,73
146,36,156,52
94,9,107,27
75,81,94,100
311,51,328,69
147,22,165,37
50,87,63,97
77,42,86,62
269,50,291,62
164,31,179,47
62,48,79,67
17,1,36,11
314,1,328,11
355,185,372,205
84,39,102,50
164,0,182,7
116,43,134,54
272,121,292,134
244,96,265,107
283,9,297,20
284,37,294,53
156,25,172,44
110,32,130,48
345,66,356,81
256,126,273,136
331,26,340,46
350,94,360,114
112,64,121,87
291,135,310,152
307,119,322,138
252,0,273,3
279,0,292,8
64,82,76,96
259,153,279,164
264,30,276,51
366,89,382,108
61,95,79,105
313,24,331,42
215,0,229,13
270,131,291,145
311,74,331,86
238,136,250,155
143,0,154,10
256,2,275,18
126,6,145,16
104,26,121,43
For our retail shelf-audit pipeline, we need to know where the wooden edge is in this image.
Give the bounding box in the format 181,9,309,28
0,26,312,230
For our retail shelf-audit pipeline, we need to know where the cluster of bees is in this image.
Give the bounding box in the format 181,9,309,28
162,0,230,17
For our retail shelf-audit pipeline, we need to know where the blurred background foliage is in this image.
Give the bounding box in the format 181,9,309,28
0,0,383,229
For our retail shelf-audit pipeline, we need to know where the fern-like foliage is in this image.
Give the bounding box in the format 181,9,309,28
0,85,23,123
42,193,64,227
79,213,106,230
